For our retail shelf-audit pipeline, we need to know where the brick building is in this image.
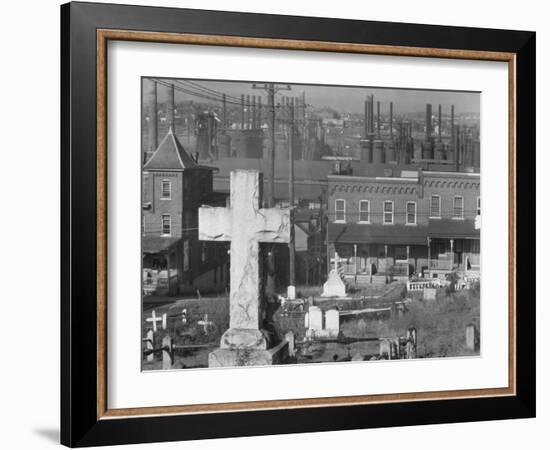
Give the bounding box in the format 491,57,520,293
327,168,480,284
142,128,229,295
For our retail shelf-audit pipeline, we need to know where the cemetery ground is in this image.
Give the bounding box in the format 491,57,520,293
142,281,480,369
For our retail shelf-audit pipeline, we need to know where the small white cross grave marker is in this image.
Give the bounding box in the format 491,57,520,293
199,170,290,349
198,313,214,334
181,309,188,325
146,309,166,332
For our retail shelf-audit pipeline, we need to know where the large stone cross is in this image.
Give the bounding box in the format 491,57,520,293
199,170,290,350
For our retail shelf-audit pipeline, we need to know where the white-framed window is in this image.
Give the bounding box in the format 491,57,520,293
453,196,464,219
161,214,171,235
477,196,481,215
406,201,417,225
161,179,171,199
359,200,370,223
383,201,394,224
334,199,346,222
430,194,441,218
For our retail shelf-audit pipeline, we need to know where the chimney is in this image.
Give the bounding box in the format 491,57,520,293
257,96,263,127
376,101,381,138
425,104,432,139
301,91,306,122
365,94,375,137
168,83,176,133
251,95,257,129
418,167,424,198
438,104,442,142
149,81,158,151
451,104,455,145
364,98,369,138
246,94,250,129
389,102,393,139
241,94,245,129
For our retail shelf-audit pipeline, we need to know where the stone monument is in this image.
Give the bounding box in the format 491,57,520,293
321,270,347,298
199,170,290,367
325,309,340,337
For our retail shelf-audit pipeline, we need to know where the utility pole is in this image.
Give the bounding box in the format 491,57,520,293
252,82,291,207
150,81,158,151
169,83,176,133
288,98,295,287
252,82,291,298
222,93,227,129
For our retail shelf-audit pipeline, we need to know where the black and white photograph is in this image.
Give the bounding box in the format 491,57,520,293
141,78,481,369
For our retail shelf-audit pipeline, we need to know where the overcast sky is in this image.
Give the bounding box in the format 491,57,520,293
143,78,480,115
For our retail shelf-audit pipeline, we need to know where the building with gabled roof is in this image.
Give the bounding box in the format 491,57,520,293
142,128,228,296
326,169,480,285
144,127,199,170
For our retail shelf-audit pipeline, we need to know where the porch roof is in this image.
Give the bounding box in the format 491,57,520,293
427,219,480,239
328,223,428,245
142,236,180,254
328,219,480,246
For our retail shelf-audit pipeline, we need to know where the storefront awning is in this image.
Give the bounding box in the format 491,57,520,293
328,223,428,245
328,219,480,246
427,219,480,239
142,236,180,254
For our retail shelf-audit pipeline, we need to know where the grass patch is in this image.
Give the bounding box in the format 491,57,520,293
341,288,480,358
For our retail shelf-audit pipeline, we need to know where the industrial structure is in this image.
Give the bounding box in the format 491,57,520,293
142,79,481,294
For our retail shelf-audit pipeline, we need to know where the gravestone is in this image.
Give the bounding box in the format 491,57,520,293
285,331,295,357
308,306,323,332
379,339,391,359
199,170,290,367
145,329,154,363
146,309,166,332
162,335,172,370
423,287,437,301
325,309,340,337
321,269,346,298
287,285,296,300
405,327,417,359
466,323,478,351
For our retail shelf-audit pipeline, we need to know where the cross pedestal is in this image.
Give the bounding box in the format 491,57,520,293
199,170,290,367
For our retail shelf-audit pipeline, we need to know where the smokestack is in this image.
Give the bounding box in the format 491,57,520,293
376,101,381,138
426,104,432,139
252,95,257,129
438,104,442,142
365,94,375,137
246,94,250,129
364,98,368,138
241,94,245,129
149,81,158,151
389,102,393,139
257,96,262,127
222,93,227,129
168,83,176,133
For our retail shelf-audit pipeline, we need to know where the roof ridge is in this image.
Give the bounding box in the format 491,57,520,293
144,128,197,171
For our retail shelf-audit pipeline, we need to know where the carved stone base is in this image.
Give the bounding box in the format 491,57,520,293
208,340,289,367
219,328,267,349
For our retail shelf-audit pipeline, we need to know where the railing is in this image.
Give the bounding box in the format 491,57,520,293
406,280,441,291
